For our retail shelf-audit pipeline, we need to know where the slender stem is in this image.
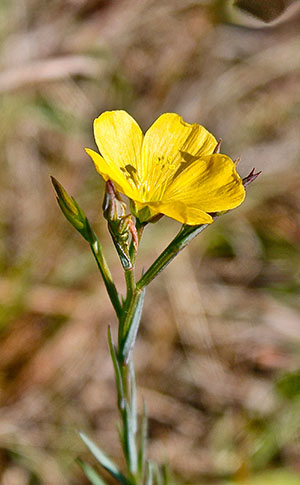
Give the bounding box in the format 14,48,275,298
120,362,129,402
125,269,135,302
115,270,145,482
116,329,139,483
136,223,210,290
108,217,148,483
90,236,122,318
119,360,138,482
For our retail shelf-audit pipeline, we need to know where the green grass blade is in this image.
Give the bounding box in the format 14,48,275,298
123,401,138,476
138,400,148,480
77,458,108,485
79,432,129,484
145,461,153,485
153,463,163,485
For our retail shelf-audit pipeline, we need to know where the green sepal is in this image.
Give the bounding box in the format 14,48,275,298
79,432,129,485
108,224,132,270
133,205,153,224
129,200,162,224
76,458,108,485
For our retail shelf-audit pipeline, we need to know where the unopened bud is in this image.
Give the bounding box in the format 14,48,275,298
51,176,78,216
243,168,261,188
213,139,222,154
51,176,89,236
103,180,138,270
103,180,127,222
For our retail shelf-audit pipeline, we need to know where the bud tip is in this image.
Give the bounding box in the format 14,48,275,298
213,139,222,154
243,168,262,188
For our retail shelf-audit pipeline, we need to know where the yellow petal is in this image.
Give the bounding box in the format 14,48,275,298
93,110,144,193
144,200,214,225
165,154,245,212
140,113,217,199
85,148,137,198
180,122,218,158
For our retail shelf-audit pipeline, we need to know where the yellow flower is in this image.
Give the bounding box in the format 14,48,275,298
86,111,245,225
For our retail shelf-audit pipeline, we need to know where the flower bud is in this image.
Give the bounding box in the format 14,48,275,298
51,176,91,239
103,180,127,222
103,180,137,270
213,139,222,154
242,168,261,188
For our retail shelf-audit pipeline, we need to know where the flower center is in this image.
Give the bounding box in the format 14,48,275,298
139,155,177,202
120,164,140,188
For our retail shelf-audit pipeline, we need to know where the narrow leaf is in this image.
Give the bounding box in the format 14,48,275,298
129,360,137,435
79,432,128,484
138,400,148,480
123,401,138,476
161,464,172,485
121,288,145,362
153,463,163,485
145,461,153,485
77,458,108,485
136,224,209,290
108,326,125,410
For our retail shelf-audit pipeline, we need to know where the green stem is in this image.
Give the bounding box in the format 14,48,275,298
116,327,140,483
110,326,140,483
136,223,210,290
119,361,138,482
90,234,122,319
107,217,149,483
115,269,145,482
125,269,135,302
120,362,129,404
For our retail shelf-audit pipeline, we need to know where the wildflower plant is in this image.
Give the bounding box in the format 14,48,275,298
51,110,259,485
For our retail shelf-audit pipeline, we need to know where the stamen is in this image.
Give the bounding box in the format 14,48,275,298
120,164,139,185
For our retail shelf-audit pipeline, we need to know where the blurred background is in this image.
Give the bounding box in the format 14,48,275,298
1,1,300,484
